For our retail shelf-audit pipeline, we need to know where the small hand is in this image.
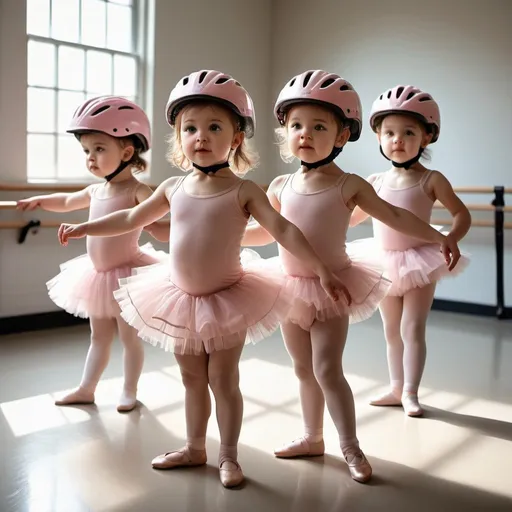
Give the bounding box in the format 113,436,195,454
17,198,41,211
440,233,461,271
58,223,87,246
319,269,352,305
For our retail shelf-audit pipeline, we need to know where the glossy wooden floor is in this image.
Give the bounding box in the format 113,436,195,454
1,311,511,511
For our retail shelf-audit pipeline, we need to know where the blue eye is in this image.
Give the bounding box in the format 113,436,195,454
184,126,196,133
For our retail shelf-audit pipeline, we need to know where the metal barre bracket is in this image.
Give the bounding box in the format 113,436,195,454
17,220,41,244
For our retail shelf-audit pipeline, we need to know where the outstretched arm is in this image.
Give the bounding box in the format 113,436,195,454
58,178,177,245
350,175,461,270
17,186,93,213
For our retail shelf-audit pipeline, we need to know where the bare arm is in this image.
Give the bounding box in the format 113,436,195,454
241,176,287,247
430,171,471,242
350,175,461,269
353,176,445,244
17,186,93,212
136,183,171,242
58,178,177,244
349,174,378,227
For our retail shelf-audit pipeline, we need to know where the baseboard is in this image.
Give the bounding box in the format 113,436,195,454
0,310,88,336
0,300,509,336
431,299,511,318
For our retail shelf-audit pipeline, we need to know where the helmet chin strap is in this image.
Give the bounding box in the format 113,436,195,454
192,161,230,174
379,146,424,170
301,146,343,170
105,160,131,182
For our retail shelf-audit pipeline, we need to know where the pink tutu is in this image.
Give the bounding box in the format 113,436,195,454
47,243,166,319
113,255,292,355
347,238,470,296
243,250,391,330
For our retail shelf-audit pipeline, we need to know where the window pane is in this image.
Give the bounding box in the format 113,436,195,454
58,91,85,133
113,55,137,97
28,134,55,180
106,3,132,52
81,0,106,48
27,0,50,37
27,87,56,133
28,40,55,87
86,50,112,94
51,0,79,43
57,135,88,179
58,46,85,91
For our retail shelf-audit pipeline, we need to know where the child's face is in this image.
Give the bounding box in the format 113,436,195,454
179,104,243,168
377,115,432,164
285,104,348,163
80,132,132,179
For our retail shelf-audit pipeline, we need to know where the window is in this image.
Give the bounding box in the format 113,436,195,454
26,0,144,181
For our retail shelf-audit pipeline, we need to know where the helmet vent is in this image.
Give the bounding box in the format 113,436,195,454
91,105,110,116
289,78,296,87
418,95,432,102
396,86,405,98
199,71,208,83
303,71,313,87
183,77,189,86
320,78,335,88
340,84,350,91
118,106,134,110
215,77,229,85
387,90,392,99
406,91,416,100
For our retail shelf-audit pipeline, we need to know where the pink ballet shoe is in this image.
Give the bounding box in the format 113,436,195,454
274,437,325,458
369,389,402,407
55,388,95,406
344,448,372,483
117,390,138,413
219,457,244,488
151,446,207,469
402,392,424,417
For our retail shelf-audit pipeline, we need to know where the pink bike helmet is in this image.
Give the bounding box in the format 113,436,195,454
274,70,362,142
165,70,255,138
67,96,151,151
369,85,440,142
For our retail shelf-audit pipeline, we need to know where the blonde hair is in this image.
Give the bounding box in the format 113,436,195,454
166,101,259,176
274,104,347,163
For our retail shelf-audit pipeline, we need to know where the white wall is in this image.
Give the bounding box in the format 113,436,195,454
0,0,273,317
270,0,512,306
1,0,511,317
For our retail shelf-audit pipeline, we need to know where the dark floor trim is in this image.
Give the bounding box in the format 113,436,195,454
1,301,510,336
432,299,512,319
0,311,88,335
